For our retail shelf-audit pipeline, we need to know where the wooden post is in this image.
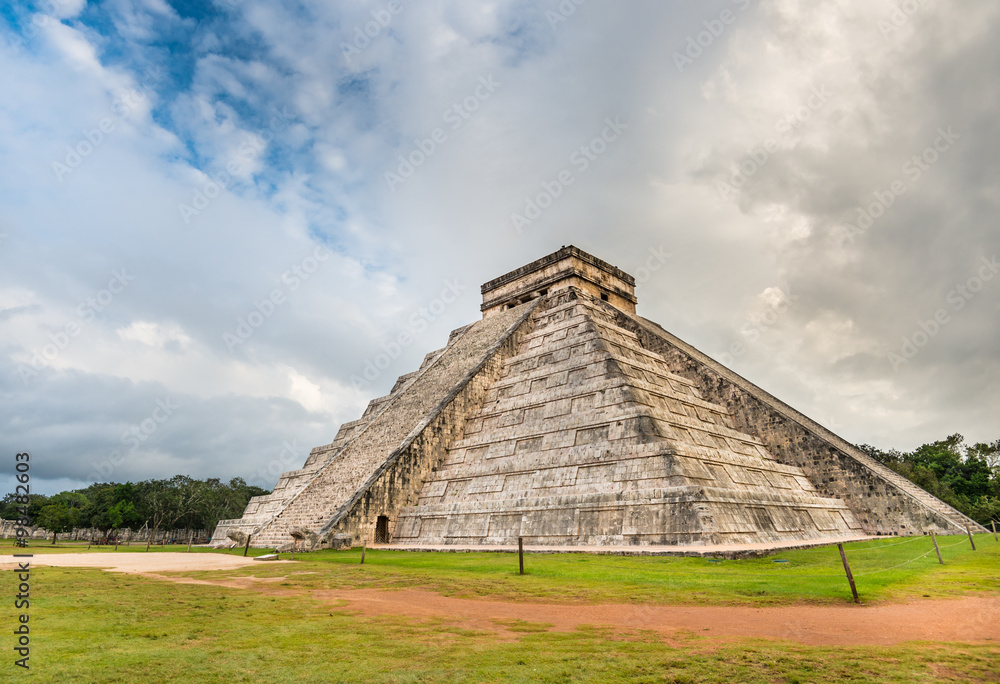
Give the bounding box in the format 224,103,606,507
837,543,859,604
360,543,366,565
930,532,943,565
518,537,524,576
992,520,998,542
187,530,193,553
243,534,252,557
966,526,976,551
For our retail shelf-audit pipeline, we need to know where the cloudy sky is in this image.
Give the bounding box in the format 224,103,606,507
1,0,997,496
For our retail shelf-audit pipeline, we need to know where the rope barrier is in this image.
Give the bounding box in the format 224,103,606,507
557,535,983,580
841,536,926,552
852,549,936,576
936,538,970,549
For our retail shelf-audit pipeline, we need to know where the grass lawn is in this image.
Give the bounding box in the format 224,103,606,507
160,533,997,605
2,535,998,682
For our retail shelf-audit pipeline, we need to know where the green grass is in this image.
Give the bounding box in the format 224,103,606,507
2,535,998,682
162,533,999,606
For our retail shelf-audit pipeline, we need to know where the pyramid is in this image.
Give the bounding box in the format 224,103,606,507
213,247,986,549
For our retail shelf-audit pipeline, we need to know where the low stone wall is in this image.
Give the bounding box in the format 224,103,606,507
0,520,212,543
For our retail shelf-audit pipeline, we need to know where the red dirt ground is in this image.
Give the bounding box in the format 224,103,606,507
5,553,998,646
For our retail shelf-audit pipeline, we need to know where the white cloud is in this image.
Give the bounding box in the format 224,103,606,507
1,0,997,493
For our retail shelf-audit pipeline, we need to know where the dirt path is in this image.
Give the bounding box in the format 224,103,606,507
308,587,1000,646
4,553,998,646
0,552,293,573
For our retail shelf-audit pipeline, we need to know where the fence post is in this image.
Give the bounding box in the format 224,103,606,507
518,537,524,575
837,543,860,604
966,526,976,551
243,534,252,557
930,532,943,564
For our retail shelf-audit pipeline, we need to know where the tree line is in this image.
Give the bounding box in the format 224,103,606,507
0,475,268,543
859,434,1000,525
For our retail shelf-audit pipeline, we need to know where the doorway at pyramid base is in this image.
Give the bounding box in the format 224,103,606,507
214,246,983,552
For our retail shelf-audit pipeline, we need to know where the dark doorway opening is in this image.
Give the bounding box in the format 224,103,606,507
375,515,390,544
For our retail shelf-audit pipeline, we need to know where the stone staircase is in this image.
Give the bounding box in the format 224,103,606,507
395,294,862,546
850,455,986,533
230,303,535,548
211,345,452,546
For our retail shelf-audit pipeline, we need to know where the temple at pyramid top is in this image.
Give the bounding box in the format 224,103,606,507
482,245,637,317
213,246,986,552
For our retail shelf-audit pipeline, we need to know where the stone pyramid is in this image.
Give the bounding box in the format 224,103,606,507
213,247,985,549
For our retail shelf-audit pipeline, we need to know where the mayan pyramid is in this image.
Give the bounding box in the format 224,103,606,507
213,246,985,549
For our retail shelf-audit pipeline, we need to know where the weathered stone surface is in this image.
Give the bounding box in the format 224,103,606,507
613,309,986,536
395,291,860,546
217,246,986,549
481,245,636,316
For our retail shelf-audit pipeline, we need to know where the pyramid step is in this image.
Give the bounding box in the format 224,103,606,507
226,247,985,551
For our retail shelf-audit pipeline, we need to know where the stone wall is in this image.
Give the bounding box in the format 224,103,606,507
0,520,212,543
482,246,637,316
613,309,986,536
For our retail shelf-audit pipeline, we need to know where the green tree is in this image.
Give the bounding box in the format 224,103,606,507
0,492,48,523
81,483,140,537
200,477,268,531
35,499,80,544
863,433,1000,526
